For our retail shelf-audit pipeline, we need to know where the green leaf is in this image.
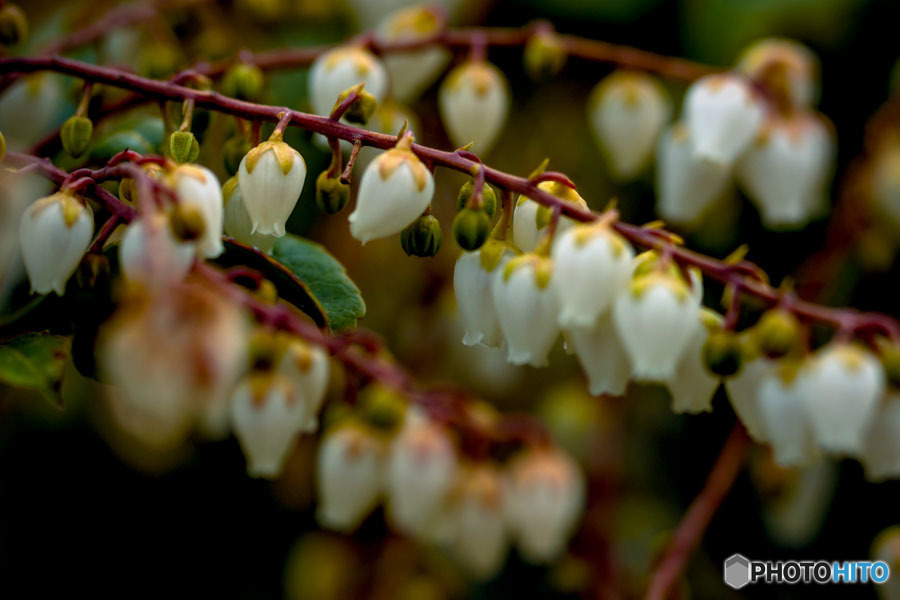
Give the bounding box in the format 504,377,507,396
0,332,71,406
272,235,366,332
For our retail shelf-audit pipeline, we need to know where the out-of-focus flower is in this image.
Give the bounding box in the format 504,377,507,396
169,164,224,258
454,241,513,348
375,5,451,101
438,60,509,154
447,463,508,579
119,212,196,290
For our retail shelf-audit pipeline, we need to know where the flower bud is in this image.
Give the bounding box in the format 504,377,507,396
0,3,27,46
401,213,442,257
120,212,196,289
231,373,304,478
357,383,406,432
588,71,670,180
439,60,509,154
505,449,584,564
309,47,388,117
668,310,723,414
737,38,819,112
724,352,772,442
456,180,497,217
315,171,351,215
513,181,587,252
223,177,278,253
167,130,199,164
801,344,884,456
454,240,513,348
316,421,384,532
60,115,93,158
756,309,801,359
757,362,817,467
169,165,224,258
169,202,207,242
221,62,265,101
736,113,833,230
335,86,378,125
223,135,251,176
523,30,567,81
612,268,701,382
551,221,634,328
493,253,559,367
349,134,434,243
566,311,631,397
237,134,307,236
684,73,766,166
703,328,743,377
375,5,451,101
452,208,490,251
861,394,900,481
19,191,94,295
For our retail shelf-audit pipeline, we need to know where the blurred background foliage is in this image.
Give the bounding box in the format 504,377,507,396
3,0,900,598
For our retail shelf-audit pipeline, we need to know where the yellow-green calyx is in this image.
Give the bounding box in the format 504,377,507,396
479,239,514,272
523,31,567,81
571,220,628,256
60,115,93,158
222,176,240,203
383,4,441,38
456,180,498,217
315,171,350,215
378,134,429,191
358,384,407,432
243,137,298,176
877,339,900,389
703,328,744,377
629,271,689,302
334,84,378,125
445,61,503,96
32,191,85,228
169,203,207,242
755,309,801,359
504,253,553,289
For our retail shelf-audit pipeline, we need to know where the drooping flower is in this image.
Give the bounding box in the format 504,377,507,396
492,253,559,367
231,373,304,478
349,133,434,244
119,211,196,290
222,177,279,253
800,344,884,456
667,309,723,414
513,181,588,253
587,70,671,180
453,240,513,348
169,164,224,258
684,73,766,166
566,311,632,397
860,394,900,482
737,38,819,112
237,132,307,237
551,220,634,328
505,449,585,564
276,337,330,432
757,363,817,467
736,113,833,229
375,5,451,101
19,190,93,295
723,352,774,442
447,463,508,578
308,46,389,117
438,60,509,154
316,420,384,532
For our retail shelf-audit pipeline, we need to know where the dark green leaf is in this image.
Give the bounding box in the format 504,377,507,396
0,332,71,406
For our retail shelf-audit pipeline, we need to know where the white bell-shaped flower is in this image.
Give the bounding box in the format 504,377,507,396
222,177,278,253
668,310,723,414
861,394,900,482
736,113,833,230
513,181,588,253
800,344,884,456
566,311,631,397
551,221,634,328
588,70,671,180
316,421,384,532
277,338,330,432
231,373,304,478
438,60,509,154
724,354,774,442
453,241,513,348
757,363,817,467
0,74,62,149
119,212,195,290
169,164,224,258
349,133,434,243
684,73,766,166
737,38,819,111
376,5,451,101
505,449,585,564
448,463,508,579
492,254,559,367
385,411,458,536
655,123,731,227
19,191,93,295
237,132,307,237
612,269,701,382
308,46,389,117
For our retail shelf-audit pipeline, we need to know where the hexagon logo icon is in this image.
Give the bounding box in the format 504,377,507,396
724,554,751,589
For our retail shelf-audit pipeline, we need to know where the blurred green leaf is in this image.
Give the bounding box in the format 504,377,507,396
0,332,71,406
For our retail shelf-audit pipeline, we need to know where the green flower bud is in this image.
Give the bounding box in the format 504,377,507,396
703,329,743,377
452,208,491,251
169,203,207,242
401,214,443,258
523,31,567,81
60,115,93,158
222,63,265,101
168,131,199,164
0,129,6,162
336,88,378,125
878,340,900,389
223,136,251,176
315,171,350,215
358,384,407,432
456,180,498,217
755,309,801,359
0,4,27,46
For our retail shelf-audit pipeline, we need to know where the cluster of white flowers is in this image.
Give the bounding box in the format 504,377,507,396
315,403,585,578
